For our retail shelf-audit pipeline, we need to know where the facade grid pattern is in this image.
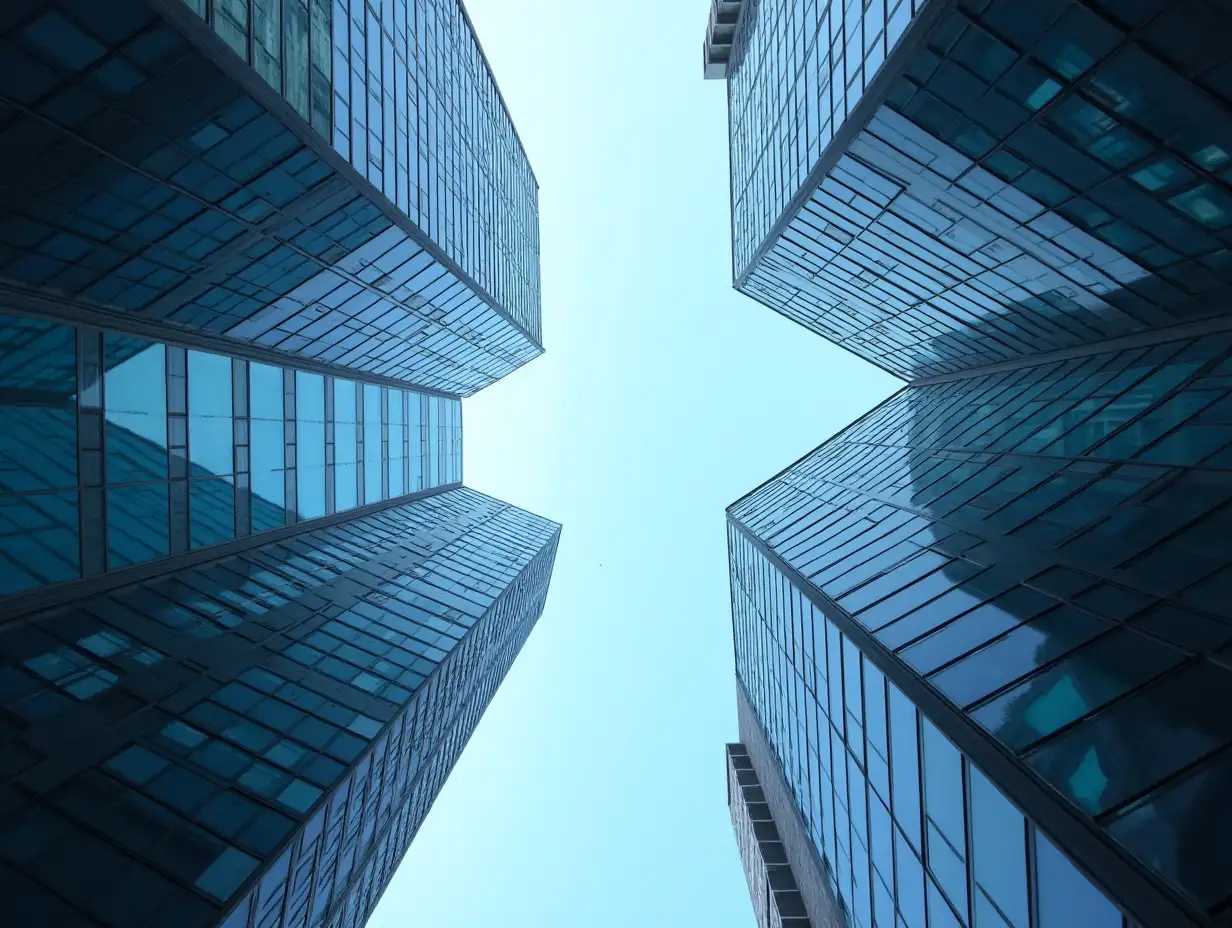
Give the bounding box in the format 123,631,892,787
720,1,1232,927
0,0,541,396
729,0,929,277
728,327,1232,924
0,311,461,598
729,521,1133,928
730,0,1232,381
0,487,559,928
173,0,540,342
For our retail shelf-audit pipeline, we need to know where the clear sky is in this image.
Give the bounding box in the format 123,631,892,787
368,2,901,925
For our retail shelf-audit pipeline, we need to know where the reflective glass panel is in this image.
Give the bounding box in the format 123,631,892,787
409,393,423,491
363,384,382,504
107,484,170,567
295,372,325,520
334,379,358,512
388,389,405,499
104,337,167,482
187,350,233,478
1035,832,1121,928
249,363,285,531
0,315,79,592
969,765,1028,928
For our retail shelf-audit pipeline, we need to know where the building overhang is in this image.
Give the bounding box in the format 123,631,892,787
702,0,745,79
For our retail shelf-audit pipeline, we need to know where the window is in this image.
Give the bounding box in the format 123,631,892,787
334,379,358,512
188,351,235,549
922,719,967,915
249,363,286,530
971,627,1184,751
1035,832,1120,928
25,647,117,701
363,384,382,504
1026,661,1232,816
388,389,405,498
104,337,166,482
296,372,325,519
929,606,1110,709
969,765,1028,927
195,846,259,901
889,682,922,850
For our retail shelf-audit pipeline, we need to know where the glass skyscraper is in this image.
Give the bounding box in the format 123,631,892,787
710,2,1232,928
0,0,540,396
0,3,558,927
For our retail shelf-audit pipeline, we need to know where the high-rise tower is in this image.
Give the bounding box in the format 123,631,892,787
0,3,557,926
709,2,1232,926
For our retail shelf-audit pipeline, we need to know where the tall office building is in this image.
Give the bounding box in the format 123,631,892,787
0,3,559,927
708,1,1232,927
0,0,541,396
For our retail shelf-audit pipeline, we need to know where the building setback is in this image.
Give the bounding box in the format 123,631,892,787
708,1,1232,927
0,3,558,927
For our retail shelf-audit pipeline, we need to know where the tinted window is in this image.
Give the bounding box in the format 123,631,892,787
249,363,285,530
1035,832,1121,928
295,372,325,519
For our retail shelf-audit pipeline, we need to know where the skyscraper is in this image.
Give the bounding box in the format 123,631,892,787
0,3,558,927
710,2,1232,927
0,0,540,397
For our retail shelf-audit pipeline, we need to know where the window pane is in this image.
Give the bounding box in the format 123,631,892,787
107,484,169,567
1026,661,1232,816
889,681,922,851
899,587,1058,675
249,363,285,531
363,384,381,503
190,480,235,549
0,299,81,592
922,718,967,915
295,372,324,519
969,765,1028,927
284,0,309,117
971,628,1185,751
859,560,983,635
195,846,258,901
409,393,424,490
1106,747,1232,910
928,876,963,928
1035,832,1121,928
929,606,1111,708
105,337,166,481
0,314,77,489
187,351,232,478
0,494,79,592
334,379,357,512
896,829,927,928
427,393,440,487
865,660,890,800
388,389,404,498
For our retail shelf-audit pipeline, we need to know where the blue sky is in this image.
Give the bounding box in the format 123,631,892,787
368,2,900,924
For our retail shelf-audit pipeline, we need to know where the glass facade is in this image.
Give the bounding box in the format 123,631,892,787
717,3,1232,925
0,486,560,928
0,0,541,396
0,310,461,597
730,527,1131,928
729,0,928,275
726,330,1232,926
727,0,1232,380
0,6,553,926
176,0,541,342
